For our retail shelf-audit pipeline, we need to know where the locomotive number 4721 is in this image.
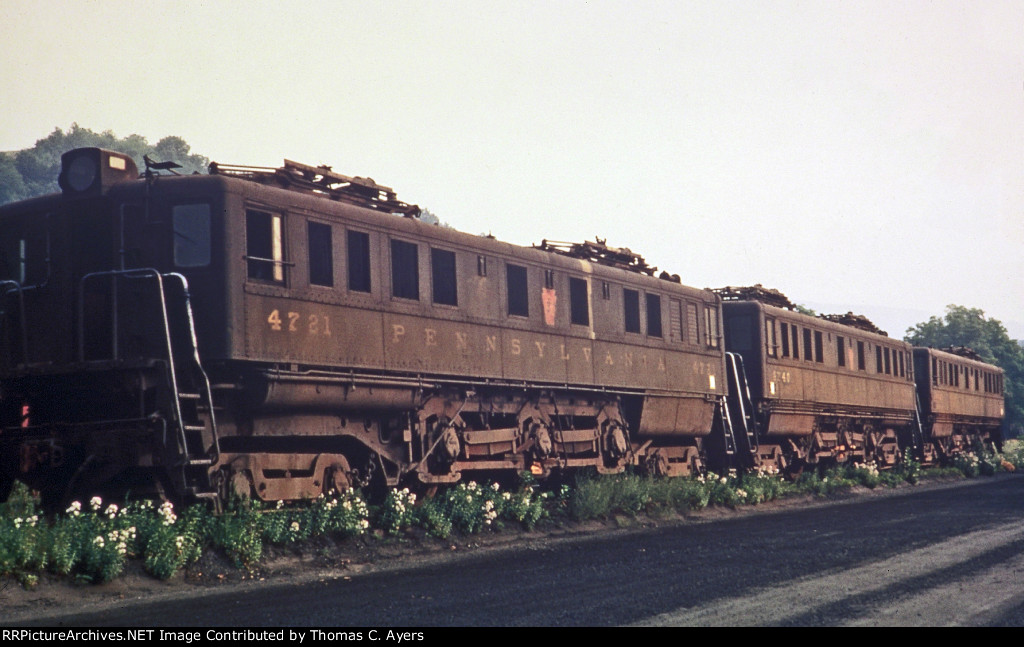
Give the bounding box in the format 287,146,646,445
267,309,333,336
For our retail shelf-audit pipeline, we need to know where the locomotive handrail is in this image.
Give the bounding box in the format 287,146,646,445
78,268,164,363
0,280,30,366
163,271,221,467
76,269,220,471
726,352,760,460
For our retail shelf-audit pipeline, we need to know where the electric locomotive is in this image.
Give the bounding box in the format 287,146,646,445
0,148,733,507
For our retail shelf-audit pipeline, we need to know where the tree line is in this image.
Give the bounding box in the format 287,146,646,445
0,124,209,205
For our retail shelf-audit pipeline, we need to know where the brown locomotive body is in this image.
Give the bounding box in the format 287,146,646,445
0,148,728,505
718,291,918,470
913,347,1005,458
0,148,1008,507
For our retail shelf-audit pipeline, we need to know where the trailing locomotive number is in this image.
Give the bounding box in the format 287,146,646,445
267,309,332,336
772,370,792,384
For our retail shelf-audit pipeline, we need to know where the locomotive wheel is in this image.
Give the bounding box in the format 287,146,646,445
644,449,670,478
439,427,461,462
425,416,463,473
228,469,254,502
529,422,553,460
602,421,629,459
325,457,353,495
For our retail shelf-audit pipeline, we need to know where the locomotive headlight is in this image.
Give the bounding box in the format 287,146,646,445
64,155,98,192
58,147,138,197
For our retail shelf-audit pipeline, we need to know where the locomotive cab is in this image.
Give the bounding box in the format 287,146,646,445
0,148,225,506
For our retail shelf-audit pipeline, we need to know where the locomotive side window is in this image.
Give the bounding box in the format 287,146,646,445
814,330,824,363
347,230,371,293
246,209,284,283
899,352,906,378
623,289,641,333
884,347,892,374
837,336,846,367
857,341,866,370
507,264,529,317
172,204,211,268
686,302,699,345
307,222,333,287
670,299,683,342
569,277,589,326
803,328,813,362
780,322,790,357
704,305,719,348
391,239,419,300
765,317,777,357
876,346,883,374
431,248,458,306
646,293,662,338
0,216,49,286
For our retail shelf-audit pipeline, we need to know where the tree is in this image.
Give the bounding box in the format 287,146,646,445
905,305,1024,436
3,124,209,204
0,153,27,205
417,208,452,229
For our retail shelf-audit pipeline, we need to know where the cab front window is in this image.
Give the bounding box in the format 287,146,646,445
0,215,49,287
173,203,211,268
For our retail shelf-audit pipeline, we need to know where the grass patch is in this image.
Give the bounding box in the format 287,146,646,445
1,444,1019,588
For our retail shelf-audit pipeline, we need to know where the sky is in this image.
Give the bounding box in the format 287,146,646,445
2,0,1022,338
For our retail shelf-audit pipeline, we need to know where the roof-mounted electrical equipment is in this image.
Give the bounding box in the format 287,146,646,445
820,312,888,337
534,238,658,276
713,285,796,310
209,159,420,217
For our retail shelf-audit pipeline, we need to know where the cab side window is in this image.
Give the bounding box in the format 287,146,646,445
246,209,284,283
391,239,419,300
307,221,333,287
